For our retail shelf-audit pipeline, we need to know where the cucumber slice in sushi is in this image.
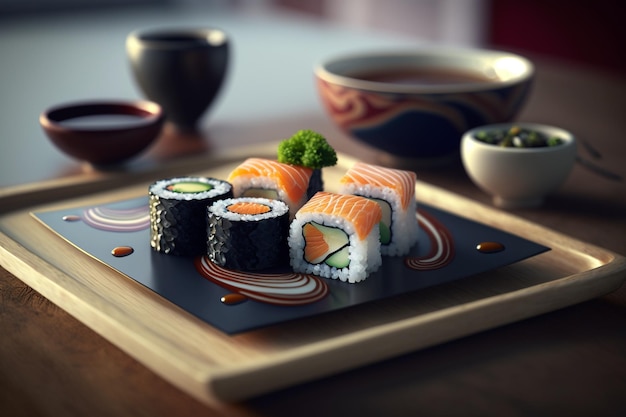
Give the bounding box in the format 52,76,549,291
367,197,392,245
302,221,350,267
325,246,350,269
166,181,213,193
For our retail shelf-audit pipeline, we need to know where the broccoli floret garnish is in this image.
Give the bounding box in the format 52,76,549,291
277,129,337,169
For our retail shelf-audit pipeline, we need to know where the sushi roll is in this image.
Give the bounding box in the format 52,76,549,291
207,197,290,271
149,177,233,256
227,158,321,216
339,162,418,256
288,191,382,283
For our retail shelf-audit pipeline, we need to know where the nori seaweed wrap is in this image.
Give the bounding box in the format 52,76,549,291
306,168,324,199
207,197,290,271
149,177,233,256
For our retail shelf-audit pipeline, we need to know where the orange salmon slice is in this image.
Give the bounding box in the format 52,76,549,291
302,223,329,264
228,158,313,203
340,162,416,210
298,192,381,240
227,202,271,215
302,221,350,264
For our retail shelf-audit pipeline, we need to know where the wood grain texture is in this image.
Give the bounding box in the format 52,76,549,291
1,147,624,406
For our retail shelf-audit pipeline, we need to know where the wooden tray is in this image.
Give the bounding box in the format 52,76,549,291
1,144,625,406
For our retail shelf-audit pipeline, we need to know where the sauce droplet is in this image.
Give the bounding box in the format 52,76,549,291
221,293,248,305
111,246,134,257
62,215,81,222
476,241,505,253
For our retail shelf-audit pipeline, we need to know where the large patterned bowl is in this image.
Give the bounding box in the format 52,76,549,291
315,48,534,164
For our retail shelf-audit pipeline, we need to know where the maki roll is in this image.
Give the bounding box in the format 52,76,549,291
288,192,382,283
227,158,320,217
339,162,418,256
149,177,233,256
207,197,290,271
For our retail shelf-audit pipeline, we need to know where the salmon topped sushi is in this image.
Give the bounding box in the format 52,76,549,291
227,158,319,216
288,191,382,283
339,162,419,256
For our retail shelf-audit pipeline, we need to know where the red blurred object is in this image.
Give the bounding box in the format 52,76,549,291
487,0,625,74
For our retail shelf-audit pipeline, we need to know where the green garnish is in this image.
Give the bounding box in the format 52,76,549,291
277,129,338,169
473,125,565,148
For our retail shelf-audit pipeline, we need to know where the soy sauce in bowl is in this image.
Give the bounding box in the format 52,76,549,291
348,67,498,86
40,100,164,165
57,114,149,130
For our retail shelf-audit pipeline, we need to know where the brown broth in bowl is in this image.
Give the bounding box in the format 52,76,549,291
349,67,497,85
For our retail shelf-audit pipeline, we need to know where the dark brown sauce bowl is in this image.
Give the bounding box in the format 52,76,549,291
40,100,164,165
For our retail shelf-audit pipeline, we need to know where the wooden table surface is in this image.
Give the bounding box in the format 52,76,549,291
1,4,625,417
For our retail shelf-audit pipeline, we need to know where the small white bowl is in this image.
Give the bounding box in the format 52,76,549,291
461,123,577,209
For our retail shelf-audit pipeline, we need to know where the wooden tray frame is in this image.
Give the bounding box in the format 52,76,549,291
1,144,625,406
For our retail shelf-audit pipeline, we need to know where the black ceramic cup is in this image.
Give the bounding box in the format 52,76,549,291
126,28,229,132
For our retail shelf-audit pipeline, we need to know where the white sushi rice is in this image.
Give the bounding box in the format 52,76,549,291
339,183,419,256
149,177,232,200
208,197,289,221
288,212,382,283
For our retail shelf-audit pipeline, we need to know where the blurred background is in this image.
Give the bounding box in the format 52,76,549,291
1,0,623,188
1,0,623,75
0,0,626,73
